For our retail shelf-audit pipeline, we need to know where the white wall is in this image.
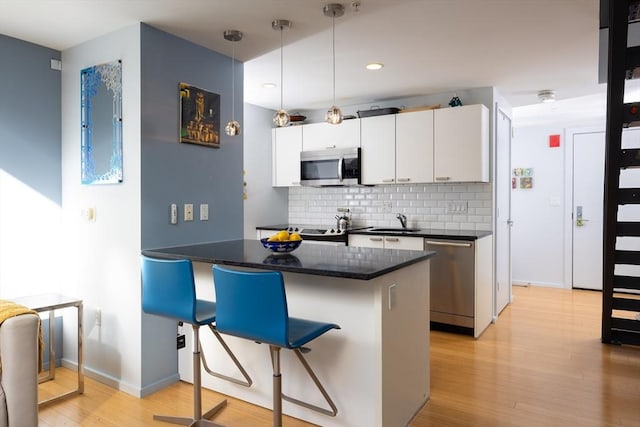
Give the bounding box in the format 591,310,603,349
511,125,566,287
243,103,288,238
61,24,142,395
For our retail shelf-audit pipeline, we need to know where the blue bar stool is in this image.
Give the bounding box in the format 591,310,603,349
141,256,252,426
212,265,340,427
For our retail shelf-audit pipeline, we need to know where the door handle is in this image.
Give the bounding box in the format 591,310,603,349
507,220,514,226
576,218,589,227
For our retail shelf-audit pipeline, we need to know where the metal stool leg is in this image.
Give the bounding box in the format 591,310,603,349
270,345,283,427
153,325,226,427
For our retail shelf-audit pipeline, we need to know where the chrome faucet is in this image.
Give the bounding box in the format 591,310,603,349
396,213,407,229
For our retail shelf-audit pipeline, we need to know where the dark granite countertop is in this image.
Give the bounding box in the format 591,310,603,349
256,224,491,241
347,227,492,240
142,239,435,280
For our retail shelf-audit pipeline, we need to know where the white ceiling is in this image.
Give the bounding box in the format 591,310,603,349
0,0,603,113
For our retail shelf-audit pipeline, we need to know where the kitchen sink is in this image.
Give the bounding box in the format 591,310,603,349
367,227,421,233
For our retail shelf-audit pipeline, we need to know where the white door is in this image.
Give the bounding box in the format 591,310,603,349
572,131,605,290
495,108,512,314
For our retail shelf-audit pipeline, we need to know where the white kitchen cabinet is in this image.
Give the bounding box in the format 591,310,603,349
395,110,434,184
272,126,302,187
434,104,489,183
302,119,360,151
360,115,396,185
348,234,424,250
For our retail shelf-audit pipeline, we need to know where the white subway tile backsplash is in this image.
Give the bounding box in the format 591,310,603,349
288,182,492,231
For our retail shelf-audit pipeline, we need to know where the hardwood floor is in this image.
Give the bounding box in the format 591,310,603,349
38,286,640,426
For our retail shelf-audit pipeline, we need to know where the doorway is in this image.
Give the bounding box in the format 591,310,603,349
571,131,605,290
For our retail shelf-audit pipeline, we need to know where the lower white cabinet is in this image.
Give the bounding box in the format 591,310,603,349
348,234,424,250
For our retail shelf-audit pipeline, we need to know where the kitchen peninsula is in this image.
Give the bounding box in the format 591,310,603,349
142,239,435,427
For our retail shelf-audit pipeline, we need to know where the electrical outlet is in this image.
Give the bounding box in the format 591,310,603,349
383,201,392,213
184,204,193,221
177,334,186,349
446,201,468,214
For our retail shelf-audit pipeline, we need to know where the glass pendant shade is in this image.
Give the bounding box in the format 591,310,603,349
224,30,242,137
325,106,343,124
273,109,290,127
225,120,241,136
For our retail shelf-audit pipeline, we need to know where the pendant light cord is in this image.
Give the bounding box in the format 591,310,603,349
280,27,284,111
231,43,235,120
332,13,336,105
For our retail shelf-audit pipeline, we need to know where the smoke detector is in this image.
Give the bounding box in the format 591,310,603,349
538,90,556,103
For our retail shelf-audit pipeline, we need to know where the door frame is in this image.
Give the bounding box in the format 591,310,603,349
563,126,604,290
494,105,513,317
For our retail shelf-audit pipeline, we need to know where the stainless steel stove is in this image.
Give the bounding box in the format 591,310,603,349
285,225,348,244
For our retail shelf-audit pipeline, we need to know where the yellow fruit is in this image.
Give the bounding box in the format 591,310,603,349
289,233,302,241
267,234,279,242
276,230,290,241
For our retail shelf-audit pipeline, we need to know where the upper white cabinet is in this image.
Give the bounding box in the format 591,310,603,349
272,126,302,187
395,110,434,184
361,115,396,185
434,104,489,183
361,111,434,185
302,119,360,151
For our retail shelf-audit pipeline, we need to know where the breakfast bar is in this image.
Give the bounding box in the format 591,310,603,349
142,239,435,427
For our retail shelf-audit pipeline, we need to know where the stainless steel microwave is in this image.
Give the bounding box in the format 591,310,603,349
300,147,361,186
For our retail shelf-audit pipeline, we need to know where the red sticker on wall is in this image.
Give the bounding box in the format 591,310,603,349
549,134,560,147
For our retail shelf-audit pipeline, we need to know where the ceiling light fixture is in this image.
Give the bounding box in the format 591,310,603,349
224,29,242,136
538,90,556,103
324,3,345,125
262,83,277,89
366,62,383,71
272,19,292,127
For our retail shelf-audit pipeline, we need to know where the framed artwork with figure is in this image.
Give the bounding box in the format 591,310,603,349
179,82,220,148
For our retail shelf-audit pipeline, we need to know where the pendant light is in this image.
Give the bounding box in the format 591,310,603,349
224,30,242,136
324,3,344,125
272,19,292,127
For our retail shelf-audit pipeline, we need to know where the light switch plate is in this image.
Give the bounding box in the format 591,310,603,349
200,204,209,221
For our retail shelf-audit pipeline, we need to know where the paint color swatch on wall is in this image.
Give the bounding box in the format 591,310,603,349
549,134,560,148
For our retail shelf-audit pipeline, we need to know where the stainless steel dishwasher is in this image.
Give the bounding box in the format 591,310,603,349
425,238,475,335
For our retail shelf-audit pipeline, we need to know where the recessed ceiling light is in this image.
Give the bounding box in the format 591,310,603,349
366,62,384,71
262,83,277,89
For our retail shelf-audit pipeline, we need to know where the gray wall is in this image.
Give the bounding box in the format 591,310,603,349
141,24,244,249
0,34,61,204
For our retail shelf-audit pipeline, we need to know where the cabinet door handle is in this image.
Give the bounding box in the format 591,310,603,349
326,145,337,149
435,176,451,181
382,178,395,183
397,178,410,182
369,237,383,242
426,240,472,248
385,237,400,242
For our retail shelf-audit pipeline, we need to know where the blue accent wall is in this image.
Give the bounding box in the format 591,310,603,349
0,34,61,204
140,24,244,249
